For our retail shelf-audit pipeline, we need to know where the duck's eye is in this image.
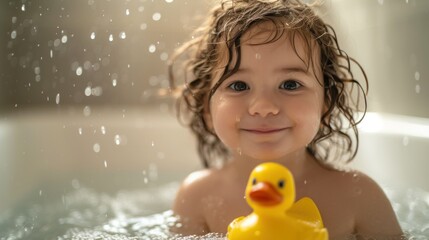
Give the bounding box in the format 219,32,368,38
252,178,257,185
278,179,285,188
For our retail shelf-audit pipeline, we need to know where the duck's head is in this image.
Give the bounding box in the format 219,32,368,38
245,162,295,216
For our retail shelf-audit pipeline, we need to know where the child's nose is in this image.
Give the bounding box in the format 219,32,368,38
248,93,280,117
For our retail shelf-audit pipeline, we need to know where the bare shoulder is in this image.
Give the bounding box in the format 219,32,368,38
172,168,222,235
332,169,403,237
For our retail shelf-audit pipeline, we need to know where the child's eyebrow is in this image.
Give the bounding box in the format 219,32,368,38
274,66,309,75
233,66,308,74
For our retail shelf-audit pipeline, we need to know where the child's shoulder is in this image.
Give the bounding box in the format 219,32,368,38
321,167,382,193
174,167,226,208
326,168,403,235
322,167,393,210
172,168,227,234
179,167,225,193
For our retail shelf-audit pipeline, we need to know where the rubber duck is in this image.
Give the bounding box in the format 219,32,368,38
227,162,328,240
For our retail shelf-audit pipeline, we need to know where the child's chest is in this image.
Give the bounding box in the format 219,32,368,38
200,185,252,233
201,178,357,237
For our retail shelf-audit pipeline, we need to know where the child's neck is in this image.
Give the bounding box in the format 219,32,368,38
226,148,315,184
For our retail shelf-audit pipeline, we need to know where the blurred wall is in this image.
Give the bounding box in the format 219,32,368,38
0,0,212,111
324,0,428,118
1,0,428,118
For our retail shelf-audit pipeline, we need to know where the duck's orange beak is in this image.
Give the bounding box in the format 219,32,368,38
249,182,283,206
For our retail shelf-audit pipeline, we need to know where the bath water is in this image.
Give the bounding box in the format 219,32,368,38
0,182,427,240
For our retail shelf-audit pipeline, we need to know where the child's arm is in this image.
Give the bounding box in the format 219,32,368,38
353,173,404,238
172,170,211,235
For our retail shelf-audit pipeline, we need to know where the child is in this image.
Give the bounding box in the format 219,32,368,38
168,0,403,239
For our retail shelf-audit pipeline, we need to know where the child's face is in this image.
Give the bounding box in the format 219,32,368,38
208,27,324,161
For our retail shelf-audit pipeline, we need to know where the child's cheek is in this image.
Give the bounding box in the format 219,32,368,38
209,95,241,147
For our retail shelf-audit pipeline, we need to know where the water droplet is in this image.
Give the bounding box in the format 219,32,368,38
56,93,60,104
125,9,130,16
112,79,117,87
12,16,17,24
39,190,42,196
403,136,410,146
21,4,25,11
151,141,155,147
152,12,161,21
352,173,360,182
54,39,61,47
255,53,261,60
304,180,308,185
160,52,168,61
92,86,103,96
76,66,83,76
35,75,41,82
109,34,114,42
83,61,92,70
415,84,420,94
119,31,126,39
84,86,92,96
144,177,149,184
104,160,107,168
50,50,53,58
377,0,383,5
83,106,91,117
165,0,174,3
93,143,101,153
61,35,68,43
101,126,106,134
415,71,420,81
11,30,17,39
90,32,96,40
34,67,40,75
140,23,147,30
114,135,122,145
148,44,156,53
237,148,242,155
78,128,83,135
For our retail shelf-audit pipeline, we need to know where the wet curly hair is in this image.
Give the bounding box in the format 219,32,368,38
168,0,368,168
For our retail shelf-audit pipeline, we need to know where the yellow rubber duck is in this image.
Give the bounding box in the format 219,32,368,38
227,162,328,240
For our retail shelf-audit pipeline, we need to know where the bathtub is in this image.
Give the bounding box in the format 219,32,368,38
0,106,428,239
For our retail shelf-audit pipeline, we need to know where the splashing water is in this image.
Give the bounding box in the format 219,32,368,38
0,182,427,239
0,183,224,240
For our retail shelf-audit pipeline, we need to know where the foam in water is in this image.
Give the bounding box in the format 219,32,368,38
0,183,428,239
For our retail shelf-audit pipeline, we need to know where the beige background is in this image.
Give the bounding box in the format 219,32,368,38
1,0,428,118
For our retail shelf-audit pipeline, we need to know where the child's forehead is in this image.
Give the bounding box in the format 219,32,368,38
210,21,322,84
239,23,321,67
240,22,313,50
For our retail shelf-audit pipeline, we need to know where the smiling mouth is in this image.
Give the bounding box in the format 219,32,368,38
242,128,289,134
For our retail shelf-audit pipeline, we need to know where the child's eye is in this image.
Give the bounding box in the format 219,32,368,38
228,81,249,92
280,80,302,90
